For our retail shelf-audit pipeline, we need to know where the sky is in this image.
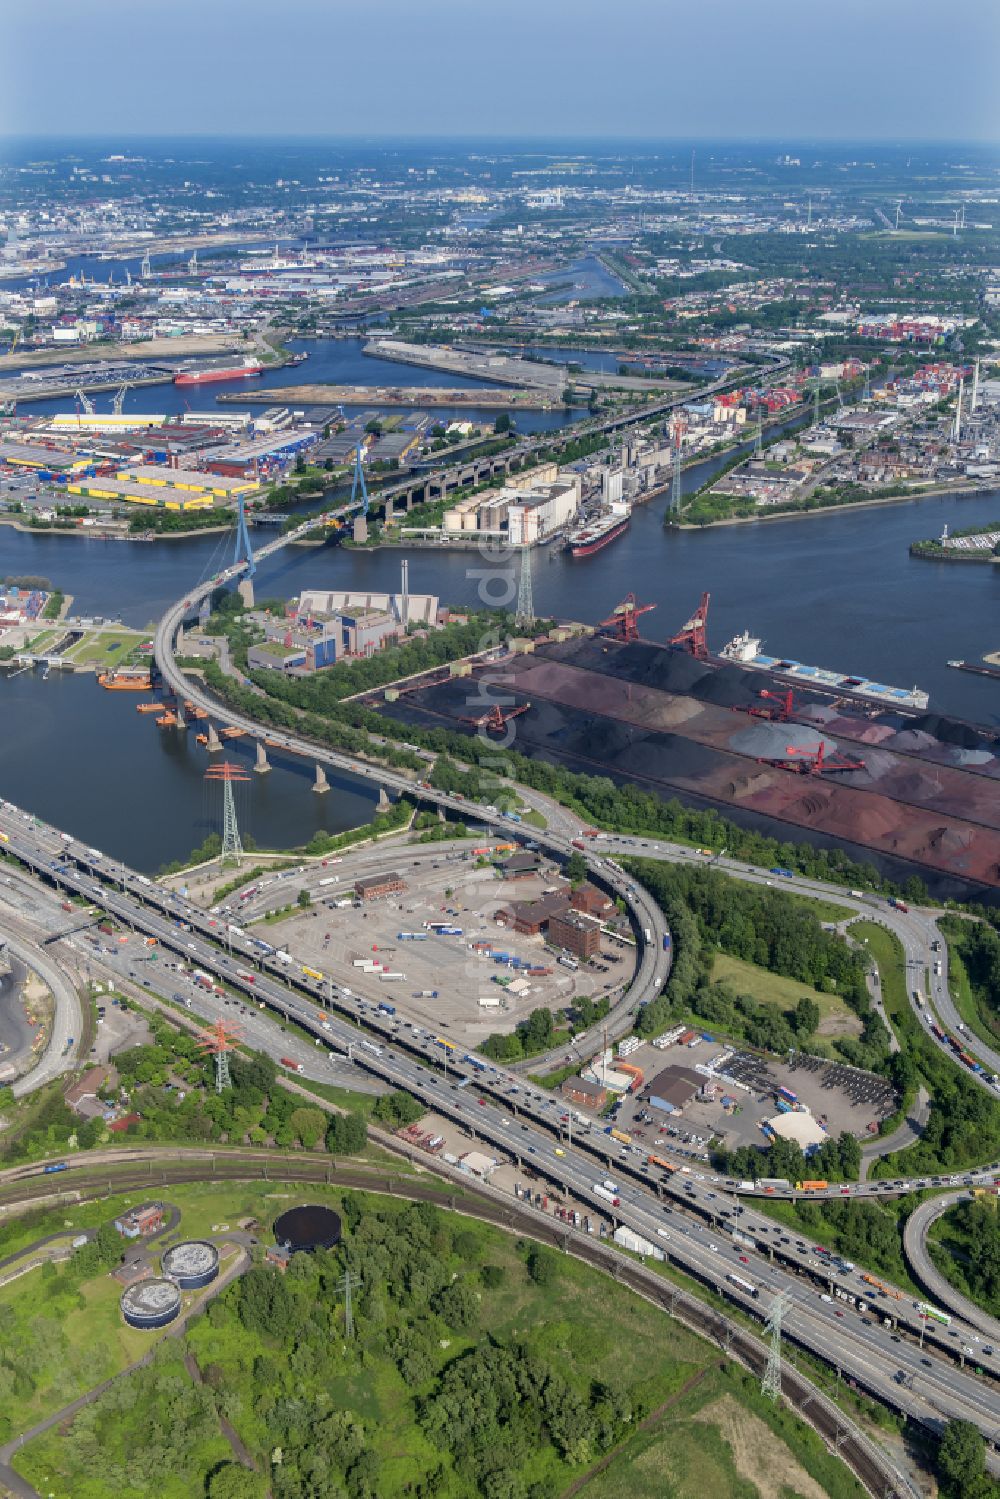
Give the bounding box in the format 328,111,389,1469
5,0,1000,142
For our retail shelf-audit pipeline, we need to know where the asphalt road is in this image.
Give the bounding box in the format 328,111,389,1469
904,1193,1000,1347
4,814,1000,1446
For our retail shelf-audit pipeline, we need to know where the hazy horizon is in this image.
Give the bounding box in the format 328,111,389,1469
5,0,999,144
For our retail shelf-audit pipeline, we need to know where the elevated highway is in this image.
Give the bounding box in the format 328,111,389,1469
3,811,1000,1453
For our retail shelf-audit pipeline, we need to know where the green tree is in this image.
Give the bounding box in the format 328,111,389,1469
289,1106,326,1149
297,888,311,909
565,851,588,885
494,413,512,433
326,1112,368,1154
938,1419,987,1497
372,1091,424,1128
207,1463,268,1499
794,996,821,1038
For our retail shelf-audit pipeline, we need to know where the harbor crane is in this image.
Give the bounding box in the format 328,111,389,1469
74,388,95,416
112,383,129,416
460,701,531,733
599,591,656,644
669,592,710,660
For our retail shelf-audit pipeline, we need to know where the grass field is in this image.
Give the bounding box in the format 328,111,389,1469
12,1183,869,1499
711,952,861,1037
63,629,147,667
577,1373,855,1499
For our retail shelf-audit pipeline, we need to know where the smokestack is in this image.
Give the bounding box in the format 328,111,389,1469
972,358,980,413
954,378,964,443
400,559,409,625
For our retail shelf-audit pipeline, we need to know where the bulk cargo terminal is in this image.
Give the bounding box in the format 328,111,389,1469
369,591,1000,903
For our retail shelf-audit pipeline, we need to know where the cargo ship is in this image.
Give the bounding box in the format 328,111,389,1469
569,507,630,559
948,658,1000,681
718,630,929,710
174,358,264,386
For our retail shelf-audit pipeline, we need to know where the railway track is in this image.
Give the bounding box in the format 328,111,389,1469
0,1150,918,1499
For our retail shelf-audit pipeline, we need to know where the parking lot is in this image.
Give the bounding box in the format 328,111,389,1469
260,854,635,1043
595,1033,897,1163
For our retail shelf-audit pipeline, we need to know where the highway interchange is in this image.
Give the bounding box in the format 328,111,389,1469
1,500,1000,1464
5,801,1000,1461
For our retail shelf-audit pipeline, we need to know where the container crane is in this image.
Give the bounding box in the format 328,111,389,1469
669,592,710,659
460,702,531,733
599,592,656,644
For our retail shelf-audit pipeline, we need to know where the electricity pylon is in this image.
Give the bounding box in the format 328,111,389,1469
195,1018,242,1094
762,1290,792,1401
205,760,250,867
338,1269,360,1339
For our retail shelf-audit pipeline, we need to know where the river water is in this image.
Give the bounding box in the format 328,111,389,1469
10,335,574,435
2,382,998,868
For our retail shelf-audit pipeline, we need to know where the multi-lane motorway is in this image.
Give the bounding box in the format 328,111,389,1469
4,804,1000,1457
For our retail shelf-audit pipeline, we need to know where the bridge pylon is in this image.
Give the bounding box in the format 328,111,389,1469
234,494,256,606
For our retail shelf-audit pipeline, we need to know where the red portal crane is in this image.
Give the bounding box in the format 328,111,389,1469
669,592,710,659
599,592,656,643
460,702,532,732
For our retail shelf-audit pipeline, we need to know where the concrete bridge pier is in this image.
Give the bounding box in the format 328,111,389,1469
254,742,271,774
383,497,394,524
206,724,223,753
238,578,255,609
352,515,368,544
377,786,391,813
314,764,330,794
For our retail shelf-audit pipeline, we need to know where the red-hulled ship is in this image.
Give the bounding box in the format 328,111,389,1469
569,508,630,558
174,357,264,386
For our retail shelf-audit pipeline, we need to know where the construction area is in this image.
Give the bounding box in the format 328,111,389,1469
251,847,636,1041
373,599,1000,901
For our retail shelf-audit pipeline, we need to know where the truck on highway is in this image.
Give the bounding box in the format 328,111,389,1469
593,1183,620,1207
888,897,909,913
280,1057,305,1074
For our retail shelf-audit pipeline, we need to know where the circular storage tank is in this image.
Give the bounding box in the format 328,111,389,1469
273,1203,342,1254
162,1239,220,1292
120,1278,182,1330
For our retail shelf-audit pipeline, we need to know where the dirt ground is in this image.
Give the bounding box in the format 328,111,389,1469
692,1394,829,1499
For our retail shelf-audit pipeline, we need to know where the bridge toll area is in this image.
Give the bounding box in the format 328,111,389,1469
253,844,636,1039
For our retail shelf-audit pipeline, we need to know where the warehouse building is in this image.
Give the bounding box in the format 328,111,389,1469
66,477,216,511
646,1065,704,1116
355,871,407,901
115,464,257,498
496,851,544,881
495,890,571,935
560,1075,608,1110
